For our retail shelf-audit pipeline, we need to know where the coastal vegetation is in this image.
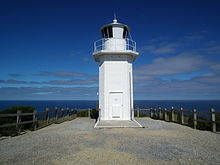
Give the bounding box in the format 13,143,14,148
1,106,219,137
0,106,34,136
0,106,77,136
148,108,220,132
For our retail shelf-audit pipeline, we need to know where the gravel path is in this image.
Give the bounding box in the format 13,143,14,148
0,117,220,165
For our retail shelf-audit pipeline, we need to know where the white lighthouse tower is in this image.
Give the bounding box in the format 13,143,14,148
93,17,141,127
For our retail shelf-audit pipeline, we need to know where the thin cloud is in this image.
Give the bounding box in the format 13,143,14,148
134,74,220,100
8,74,24,78
0,79,27,84
82,57,89,62
134,53,210,78
184,35,204,40
141,31,208,55
0,75,98,86
0,86,98,100
210,64,220,73
148,36,169,43
34,71,86,78
132,51,220,99
206,45,220,54
43,79,97,85
192,73,220,83
141,42,182,55
69,50,81,57
184,31,207,40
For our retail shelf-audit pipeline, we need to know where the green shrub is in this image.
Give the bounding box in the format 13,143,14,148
90,109,99,119
188,116,211,131
135,111,147,117
0,106,35,136
76,110,89,117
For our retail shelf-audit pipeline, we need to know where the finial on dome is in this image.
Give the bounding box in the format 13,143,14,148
113,13,117,23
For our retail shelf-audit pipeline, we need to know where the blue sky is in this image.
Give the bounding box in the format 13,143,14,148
0,0,220,100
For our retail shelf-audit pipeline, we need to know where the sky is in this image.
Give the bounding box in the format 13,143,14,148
0,0,220,100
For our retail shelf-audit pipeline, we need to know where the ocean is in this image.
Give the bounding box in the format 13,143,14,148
0,100,219,112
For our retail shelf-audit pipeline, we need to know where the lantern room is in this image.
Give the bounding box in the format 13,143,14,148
100,18,130,39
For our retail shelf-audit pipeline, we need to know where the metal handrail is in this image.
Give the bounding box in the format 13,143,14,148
93,38,136,52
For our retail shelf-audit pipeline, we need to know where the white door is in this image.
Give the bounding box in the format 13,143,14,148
109,92,123,119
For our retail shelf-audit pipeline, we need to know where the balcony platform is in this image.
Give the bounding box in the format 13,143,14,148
94,119,143,128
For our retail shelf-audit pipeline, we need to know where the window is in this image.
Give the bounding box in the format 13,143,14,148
123,27,128,38
101,26,113,38
108,26,113,38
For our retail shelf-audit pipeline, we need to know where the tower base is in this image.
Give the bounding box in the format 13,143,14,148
94,119,143,128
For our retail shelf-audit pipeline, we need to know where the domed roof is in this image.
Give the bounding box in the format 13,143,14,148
100,18,130,33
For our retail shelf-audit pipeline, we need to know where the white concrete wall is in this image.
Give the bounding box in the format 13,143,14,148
112,26,124,38
99,62,104,119
104,38,126,51
99,55,133,120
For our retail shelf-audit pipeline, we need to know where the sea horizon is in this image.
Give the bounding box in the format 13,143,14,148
0,99,220,101
0,100,219,113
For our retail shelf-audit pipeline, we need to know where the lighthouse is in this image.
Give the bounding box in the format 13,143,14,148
93,17,141,126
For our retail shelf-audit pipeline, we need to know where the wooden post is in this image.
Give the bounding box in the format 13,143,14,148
150,108,153,118
61,108,64,117
171,106,175,122
163,109,165,120
16,110,21,135
164,108,168,121
74,108,77,118
193,109,197,129
33,110,37,131
154,109,156,118
66,107,70,116
157,108,159,119
55,107,58,120
137,108,140,118
45,108,49,125
181,107,184,125
88,108,91,118
159,107,162,119
70,109,73,117
211,108,216,133
63,108,65,117
96,103,99,111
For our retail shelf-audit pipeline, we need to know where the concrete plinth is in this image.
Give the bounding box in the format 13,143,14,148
94,119,143,128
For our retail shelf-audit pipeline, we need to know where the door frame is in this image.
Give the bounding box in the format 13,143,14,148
108,91,123,120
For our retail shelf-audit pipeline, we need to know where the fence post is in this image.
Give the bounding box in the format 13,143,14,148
74,108,77,117
164,108,168,121
66,107,70,116
61,108,64,117
16,110,21,135
159,107,162,119
137,108,140,118
193,109,197,129
171,106,175,122
88,108,91,118
33,110,37,131
211,108,216,133
154,108,157,118
45,108,49,125
70,109,74,117
63,108,65,117
150,108,153,118
55,107,58,120
181,107,184,125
